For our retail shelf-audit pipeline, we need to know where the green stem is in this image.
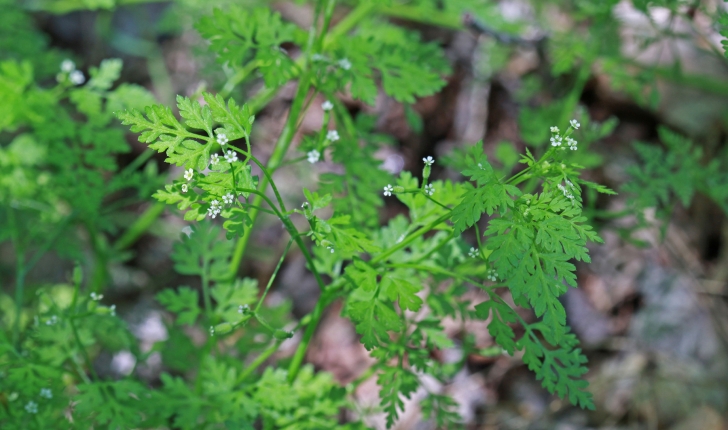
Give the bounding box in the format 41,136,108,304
255,238,294,313
113,202,166,251
201,256,212,317
236,338,284,384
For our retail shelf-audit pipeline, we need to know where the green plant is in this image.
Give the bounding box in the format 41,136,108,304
4,0,728,428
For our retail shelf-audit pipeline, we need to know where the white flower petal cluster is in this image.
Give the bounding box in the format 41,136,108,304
210,153,220,165
570,119,580,129
550,135,563,147
61,59,75,73
207,199,222,218
326,130,339,142
222,192,234,205
69,70,85,85
326,245,335,253
423,156,435,166
338,58,351,70
181,184,188,193
307,149,320,164
40,388,52,399
90,292,103,301
184,168,194,181
487,269,499,282
565,137,578,150
425,184,435,196
550,126,559,133
224,150,238,163
25,401,38,414
383,184,394,197
216,131,228,146
322,100,334,111
557,183,575,200
468,247,479,258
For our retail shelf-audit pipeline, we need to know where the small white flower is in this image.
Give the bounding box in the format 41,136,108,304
425,184,435,196
338,58,351,70
222,192,234,205
210,153,220,165
326,130,339,141
224,150,238,163
468,247,479,258
557,183,575,200
181,184,188,193
216,131,228,146
25,401,38,414
550,126,559,133
46,315,58,325
40,388,52,399
383,184,394,197
61,59,75,73
90,292,103,301
109,305,116,316
487,269,498,282
423,156,435,166
565,179,574,188
301,202,309,208
69,70,85,85
209,326,215,336
565,137,577,150
184,168,194,181
550,135,563,147
207,199,222,218
307,149,320,164
570,119,580,130
326,246,335,254
322,100,334,111
238,304,249,314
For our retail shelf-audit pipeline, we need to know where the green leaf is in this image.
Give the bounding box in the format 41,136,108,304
378,366,419,428
347,299,402,350
157,286,201,326
518,330,594,410
380,274,423,311
474,297,517,355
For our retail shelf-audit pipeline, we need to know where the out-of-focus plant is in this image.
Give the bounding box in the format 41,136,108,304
3,0,728,428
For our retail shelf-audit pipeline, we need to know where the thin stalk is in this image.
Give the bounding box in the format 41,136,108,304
236,338,284,383
112,202,166,251
255,238,294,313
201,255,212,317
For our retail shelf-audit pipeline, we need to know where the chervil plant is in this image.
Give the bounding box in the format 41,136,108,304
11,0,728,428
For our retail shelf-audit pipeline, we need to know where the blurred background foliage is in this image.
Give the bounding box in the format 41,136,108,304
2,0,728,428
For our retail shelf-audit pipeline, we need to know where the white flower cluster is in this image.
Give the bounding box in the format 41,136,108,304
181,184,188,193
383,184,394,197
549,119,579,150
423,156,434,166
222,192,235,205
207,199,222,218
58,59,85,85
110,304,116,316
487,269,498,282
46,315,58,326
338,58,351,70
307,149,320,164
425,184,435,196
326,130,339,142
40,388,52,399
184,168,194,181
326,245,334,254
90,292,103,301
216,130,228,146
210,154,220,165
468,247,479,258
238,304,250,314
322,100,334,111
557,180,576,201
25,401,38,414
224,150,238,163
